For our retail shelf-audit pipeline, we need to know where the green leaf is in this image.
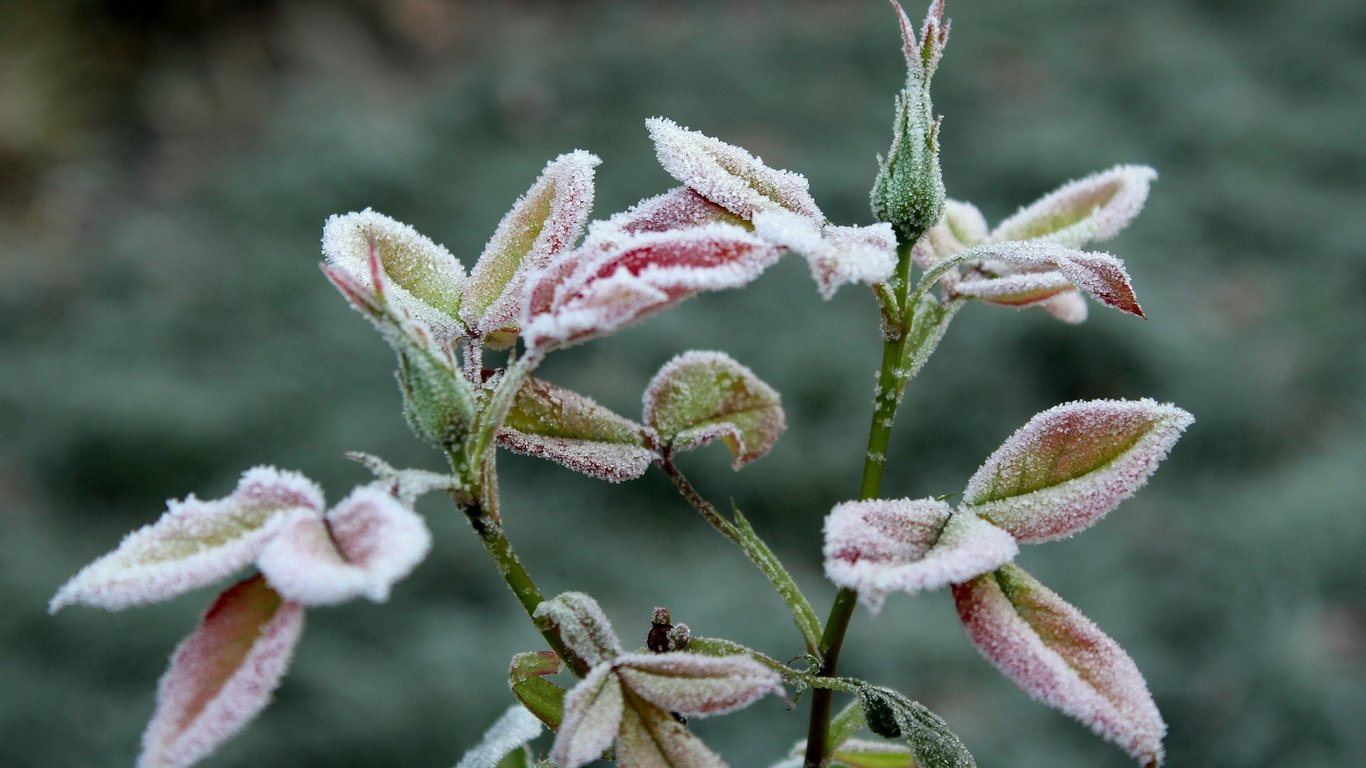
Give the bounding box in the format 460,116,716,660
499,375,657,482
508,651,568,732
832,739,916,768
644,351,786,469
857,686,976,768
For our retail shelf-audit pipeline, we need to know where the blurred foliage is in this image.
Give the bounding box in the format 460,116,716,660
2,0,1363,766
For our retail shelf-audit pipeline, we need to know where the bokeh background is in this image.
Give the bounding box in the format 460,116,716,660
3,0,1362,766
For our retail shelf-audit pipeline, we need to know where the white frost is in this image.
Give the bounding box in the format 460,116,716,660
453,705,543,768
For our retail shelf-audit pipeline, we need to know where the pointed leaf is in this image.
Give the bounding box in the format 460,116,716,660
953,241,1144,318
953,564,1165,765
643,351,786,469
647,116,823,222
256,485,431,605
498,375,658,482
534,592,622,666
551,665,624,768
51,468,322,612
462,151,600,344
831,739,916,768
990,165,1157,248
522,225,780,352
510,651,567,731
963,399,1193,543
344,452,468,506
322,209,466,339
900,292,963,388
615,652,783,717
455,705,545,768
856,685,976,768
823,499,1017,613
615,689,727,768
1041,290,1088,324
138,575,304,768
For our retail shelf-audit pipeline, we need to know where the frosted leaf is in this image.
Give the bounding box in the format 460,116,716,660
830,739,915,768
643,351,786,469
615,652,784,717
50,467,322,612
522,224,780,352
453,705,544,768
498,375,658,482
551,665,624,768
856,685,976,768
256,485,432,606
533,592,623,666
615,691,727,768
646,116,823,222
951,270,1075,305
461,151,600,345
953,241,1144,318
598,187,746,236
823,499,1017,613
953,564,1165,765
509,651,567,732
990,165,1157,249
1042,290,1089,324
963,399,1193,543
138,575,304,768
322,209,466,340
344,452,467,506
754,211,897,299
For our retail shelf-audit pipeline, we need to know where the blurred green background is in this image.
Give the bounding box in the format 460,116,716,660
3,0,1362,766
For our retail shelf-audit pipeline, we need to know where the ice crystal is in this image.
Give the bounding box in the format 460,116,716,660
256,484,432,605
453,705,543,768
498,375,657,482
643,350,786,469
823,498,1017,613
50,467,322,612
953,564,1165,765
322,209,466,340
138,575,304,768
461,151,600,346
963,399,1193,543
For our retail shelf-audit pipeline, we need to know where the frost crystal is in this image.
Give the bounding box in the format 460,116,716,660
498,375,658,482
646,117,823,222
50,467,322,612
963,399,1193,543
954,564,1166,765
521,224,780,352
461,151,600,346
643,350,786,469
256,484,432,605
990,165,1158,249
138,575,304,768
823,498,1017,612
322,209,467,340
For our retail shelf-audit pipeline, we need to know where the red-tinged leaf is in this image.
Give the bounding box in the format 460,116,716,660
551,665,624,768
51,468,322,612
823,499,1017,613
599,187,746,236
950,270,1075,306
963,399,1193,543
646,116,824,222
256,485,431,606
990,165,1157,249
462,151,600,344
509,651,567,731
614,652,784,718
322,209,466,339
953,564,1165,765
615,689,727,768
643,351,786,469
533,592,622,666
139,575,304,768
498,375,658,482
521,224,780,352
953,241,1144,318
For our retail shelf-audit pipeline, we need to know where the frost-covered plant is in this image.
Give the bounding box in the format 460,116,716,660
50,3,1192,767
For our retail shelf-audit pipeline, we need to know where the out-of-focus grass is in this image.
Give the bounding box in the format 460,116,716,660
2,1,1363,766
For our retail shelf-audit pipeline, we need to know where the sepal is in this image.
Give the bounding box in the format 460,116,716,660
643,351,786,469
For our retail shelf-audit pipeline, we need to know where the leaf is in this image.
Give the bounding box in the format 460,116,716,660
643,351,786,469
732,506,824,654
951,241,1144,318
598,187,746,237
989,165,1157,249
831,739,916,768
50,467,322,612
344,452,468,506
138,575,304,768
461,151,600,345
615,688,727,768
900,292,963,388
646,117,823,222
856,686,976,768
550,665,624,768
498,375,658,482
614,652,784,717
962,399,1193,543
256,484,432,606
521,224,780,352
509,651,567,731
454,705,545,768
322,209,466,339
953,564,1166,765
533,592,622,667
823,499,1017,613
752,210,897,299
